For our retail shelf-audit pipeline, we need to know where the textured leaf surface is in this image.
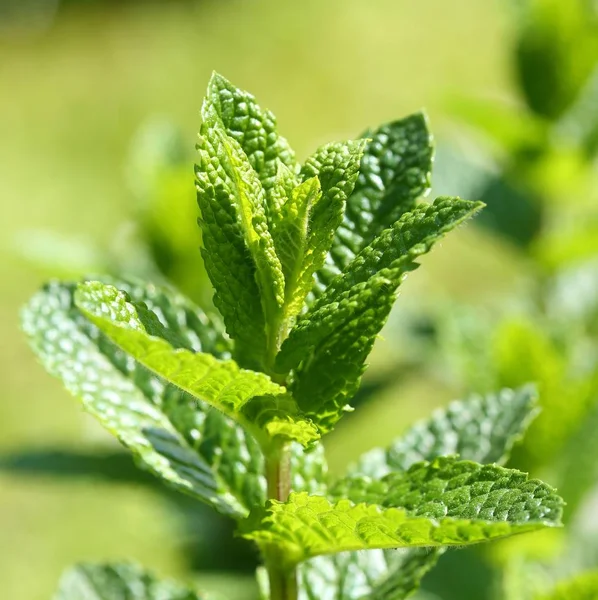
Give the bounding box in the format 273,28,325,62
298,387,539,599
298,548,441,600
536,572,598,600
206,72,297,204
278,197,482,432
271,176,324,318
300,139,367,299
54,562,204,600
317,113,434,288
75,281,318,447
196,104,285,366
297,386,539,600
21,279,264,517
243,458,562,565
213,121,285,312
269,161,298,216
330,457,561,513
353,386,538,479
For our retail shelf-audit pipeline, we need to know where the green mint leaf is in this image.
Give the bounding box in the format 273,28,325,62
196,105,285,366
277,197,483,432
298,548,441,600
242,458,562,566
271,176,324,318
206,72,298,205
74,281,318,447
353,386,539,479
209,120,286,311
21,279,265,517
303,386,537,600
329,455,560,510
300,139,367,298
536,571,598,600
54,562,204,600
317,113,434,289
269,160,298,216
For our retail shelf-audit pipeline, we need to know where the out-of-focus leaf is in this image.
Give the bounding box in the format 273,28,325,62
12,229,107,277
515,0,598,120
535,571,598,600
298,548,441,600
476,175,543,248
432,143,543,247
54,562,204,600
435,141,544,248
421,546,497,600
0,449,155,486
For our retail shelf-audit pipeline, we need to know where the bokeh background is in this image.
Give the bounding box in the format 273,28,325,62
1,0,598,599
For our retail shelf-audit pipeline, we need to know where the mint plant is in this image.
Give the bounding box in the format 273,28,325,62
22,73,564,600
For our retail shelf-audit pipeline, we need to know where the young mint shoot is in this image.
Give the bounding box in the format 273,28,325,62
21,73,564,600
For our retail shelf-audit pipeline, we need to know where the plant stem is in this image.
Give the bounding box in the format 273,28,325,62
266,559,298,600
264,444,297,600
263,304,296,599
266,443,291,501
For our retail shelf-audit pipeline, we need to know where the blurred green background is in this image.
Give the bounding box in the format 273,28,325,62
2,1,598,599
